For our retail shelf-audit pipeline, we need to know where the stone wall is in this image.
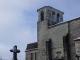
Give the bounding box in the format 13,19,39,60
74,40,80,54
69,18,80,60
37,19,68,60
37,17,80,60
25,50,38,60
25,6,80,60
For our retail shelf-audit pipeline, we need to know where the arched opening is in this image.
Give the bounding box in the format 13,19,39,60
52,11,55,25
57,13,60,23
41,11,44,21
52,11,55,20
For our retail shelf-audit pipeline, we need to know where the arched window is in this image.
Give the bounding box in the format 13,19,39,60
52,11,55,20
57,13,60,23
41,11,44,21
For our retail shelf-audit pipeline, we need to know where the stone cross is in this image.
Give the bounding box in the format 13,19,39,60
10,45,20,60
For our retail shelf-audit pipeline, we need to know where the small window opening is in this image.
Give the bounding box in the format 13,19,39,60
52,11,55,20
57,13,60,23
41,11,44,21
52,11,55,25
46,39,52,60
31,53,33,60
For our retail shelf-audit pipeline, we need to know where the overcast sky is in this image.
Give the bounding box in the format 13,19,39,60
0,0,80,60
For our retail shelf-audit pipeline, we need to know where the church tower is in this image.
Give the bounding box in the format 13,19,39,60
37,6,64,27
37,6,67,60
25,6,78,60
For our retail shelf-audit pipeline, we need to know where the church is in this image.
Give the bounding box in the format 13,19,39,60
25,6,80,60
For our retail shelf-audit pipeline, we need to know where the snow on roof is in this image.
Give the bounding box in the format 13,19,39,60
74,37,80,41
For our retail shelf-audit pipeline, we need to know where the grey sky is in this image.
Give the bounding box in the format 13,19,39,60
0,0,80,60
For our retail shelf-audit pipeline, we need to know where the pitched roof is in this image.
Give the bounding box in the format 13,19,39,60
26,42,38,50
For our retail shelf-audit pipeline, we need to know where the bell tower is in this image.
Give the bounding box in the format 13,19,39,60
37,6,64,27
37,6,65,60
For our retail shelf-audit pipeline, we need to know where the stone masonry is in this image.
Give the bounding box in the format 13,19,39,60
25,6,80,60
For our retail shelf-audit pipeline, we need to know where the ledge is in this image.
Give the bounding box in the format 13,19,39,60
25,48,38,52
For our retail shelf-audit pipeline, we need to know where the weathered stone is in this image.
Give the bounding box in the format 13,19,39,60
25,6,80,60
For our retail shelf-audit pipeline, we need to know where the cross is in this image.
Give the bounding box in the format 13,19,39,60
10,45,20,60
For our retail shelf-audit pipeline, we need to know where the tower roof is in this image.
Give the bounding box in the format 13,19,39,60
26,42,38,50
37,6,64,14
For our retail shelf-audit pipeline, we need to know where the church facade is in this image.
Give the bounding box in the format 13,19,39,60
25,6,80,60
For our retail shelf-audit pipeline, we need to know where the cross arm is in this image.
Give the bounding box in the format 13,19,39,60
17,49,20,53
10,49,13,52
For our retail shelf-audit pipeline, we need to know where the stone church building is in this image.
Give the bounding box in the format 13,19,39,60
25,6,80,60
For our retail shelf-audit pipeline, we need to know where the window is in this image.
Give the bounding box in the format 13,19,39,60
57,13,60,23
31,53,36,60
41,11,44,21
46,39,52,60
63,34,71,60
52,11,55,20
31,53,33,60
52,11,55,25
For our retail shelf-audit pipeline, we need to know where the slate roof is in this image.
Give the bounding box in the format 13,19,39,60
26,42,38,50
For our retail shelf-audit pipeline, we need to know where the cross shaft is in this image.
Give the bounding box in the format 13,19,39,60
10,45,20,60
